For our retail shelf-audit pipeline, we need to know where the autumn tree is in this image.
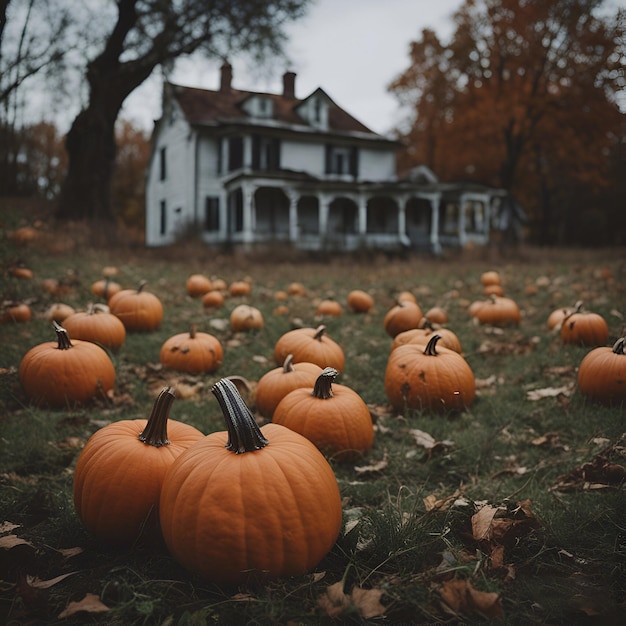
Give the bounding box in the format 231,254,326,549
56,0,309,238
390,0,625,244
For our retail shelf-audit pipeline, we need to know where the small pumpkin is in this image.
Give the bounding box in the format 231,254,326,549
560,303,609,347
62,303,126,351
159,378,342,585
481,270,501,286
273,367,374,461
9,267,33,279
391,321,462,354
347,290,374,313
547,304,578,331
483,284,504,296
1,302,32,324
287,282,306,296
274,324,345,371
316,299,343,317
255,354,323,419
396,291,417,304
383,300,423,338
230,304,264,331
424,307,448,324
90,277,122,301
19,322,116,407
186,274,212,298
201,290,225,309
472,295,520,326
229,280,252,296
577,337,626,405
159,324,223,373
109,280,163,331
384,334,475,413
73,387,204,545
44,302,76,323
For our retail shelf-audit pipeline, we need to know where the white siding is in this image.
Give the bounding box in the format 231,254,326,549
359,148,396,182
282,140,326,177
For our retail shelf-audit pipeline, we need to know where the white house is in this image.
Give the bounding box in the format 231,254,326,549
145,63,504,252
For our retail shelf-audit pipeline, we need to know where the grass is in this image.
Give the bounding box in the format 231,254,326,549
1,208,625,624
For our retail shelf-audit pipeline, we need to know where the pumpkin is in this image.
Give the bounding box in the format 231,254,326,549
201,290,225,309
481,270,501,286
159,324,223,373
73,387,204,545
108,280,163,331
62,303,126,351
90,277,122,301
1,302,31,324
229,280,252,296
287,282,306,296
397,291,417,304
547,304,578,331
44,302,76,323
186,274,212,297
483,284,504,296
424,307,448,324
230,304,264,331
9,226,39,246
273,367,374,461
210,276,228,292
383,300,423,338
577,337,626,405
384,334,475,413
347,289,374,313
159,378,342,585
274,290,289,301
255,354,323,419
391,321,462,354
560,303,609,347
274,324,345,371
316,299,343,316
9,267,33,279
472,295,520,326
19,322,116,407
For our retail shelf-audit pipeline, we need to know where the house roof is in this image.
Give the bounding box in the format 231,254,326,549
168,81,379,138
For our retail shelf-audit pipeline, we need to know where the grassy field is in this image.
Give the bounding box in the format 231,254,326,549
1,212,625,625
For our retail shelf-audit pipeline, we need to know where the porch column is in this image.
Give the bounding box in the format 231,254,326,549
241,181,255,243
430,193,441,254
319,193,330,236
358,194,367,235
399,196,410,247
285,188,299,241
220,137,229,175
243,136,253,169
458,194,467,247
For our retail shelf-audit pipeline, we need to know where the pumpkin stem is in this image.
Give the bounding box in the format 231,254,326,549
612,337,625,355
212,378,269,454
311,367,339,400
313,325,327,341
189,323,197,339
283,353,295,372
53,320,73,350
138,387,175,447
137,280,148,294
423,334,442,356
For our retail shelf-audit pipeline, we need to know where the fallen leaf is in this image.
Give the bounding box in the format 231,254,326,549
27,572,78,589
317,583,386,619
0,521,20,534
438,578,504,619
317,581,350,618
354,454,388,475
58,593,109,618
526,384,574,401
350,587,386,619
0,534,34,549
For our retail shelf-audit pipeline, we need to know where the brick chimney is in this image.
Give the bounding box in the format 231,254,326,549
220,61,232,92
282,71,296,98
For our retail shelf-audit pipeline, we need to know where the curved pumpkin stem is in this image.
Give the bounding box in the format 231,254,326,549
52,321,73,350
138,387,175,447
423,334,442,356
189,323,197,339
313,325,327,342
137,280,148,294
212,378,269,454
311,367,339,400
419,317,435,331
283,353,295,372
612,337,625,355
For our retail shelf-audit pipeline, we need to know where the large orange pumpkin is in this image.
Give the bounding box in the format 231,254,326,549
560,305,609,347
159,378,342,585
62,303,126,351
159,325,223,374
109,281,163,331
384,334,475,413
186,274,212,297
274,325,345,371
577,337,626,405
383,300,423,338
347,290,374,313
73,387,204,545
272,367,374,461
472,295,520,326
19,322,116,407
254,354,322,419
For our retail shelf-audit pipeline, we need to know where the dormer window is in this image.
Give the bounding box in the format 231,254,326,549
313,98,321,123
296,90,329,129
242,95,274,119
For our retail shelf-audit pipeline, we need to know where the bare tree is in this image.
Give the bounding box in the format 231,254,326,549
56,0,309,234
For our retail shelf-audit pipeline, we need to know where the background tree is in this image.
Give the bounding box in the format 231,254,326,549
56,0,309,237
389,0,625,245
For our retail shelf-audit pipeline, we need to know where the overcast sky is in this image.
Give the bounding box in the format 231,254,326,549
121,0,463,137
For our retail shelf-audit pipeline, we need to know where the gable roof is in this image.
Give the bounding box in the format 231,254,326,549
168,81,377,136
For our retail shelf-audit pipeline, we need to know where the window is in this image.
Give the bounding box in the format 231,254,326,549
325,145,359,177
252,135,280,170
159,200,166,235
228,137,243,171
205,197,220,231
159,147,167,180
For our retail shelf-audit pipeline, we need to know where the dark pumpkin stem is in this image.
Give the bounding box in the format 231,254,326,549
313,325,327,341
419,317,435,331
312,367,338,399
423,334,442,356
283,353,295,372
613,337,625,355
189,323,197,339
212,378,269,454
138,387,175,447
137,280,148,294
53,321,73,350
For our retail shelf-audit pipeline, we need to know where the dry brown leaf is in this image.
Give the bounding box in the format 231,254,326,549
409,429,454,457
354,454,388,475
317,583,386,619
58,593,109,618
56,546,84,559
552,456,626,491
350,587,386,619
27,572,78,589
471,505,500,541
526,383,574,401
317,581,350,618
0,534,34,549
0,521,19,534
438,578,504,619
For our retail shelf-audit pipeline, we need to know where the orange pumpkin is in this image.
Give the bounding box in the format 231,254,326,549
316,299,343,316
159,378,342,585
44,303,76,323
274,325,345,371
347,290,374,313
229,280,252,296
19,322,116,407
391,322,463,354
159,325,223,373
560,305,609,347
1,302,32,323
472,295,520,326
577,337,626,405
73,387,204,545
255,354,323,419
481,270,501,286
90,277,122,301
62,303,126,351
109,281,163,331
202,290,224,309
287,282,306,296
230,304,264,331
273,367,374,461
424,307,448,324
547,304,578,331
384,334,475,413
383,300,423,338
9,267,33,279
186,274,212,297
